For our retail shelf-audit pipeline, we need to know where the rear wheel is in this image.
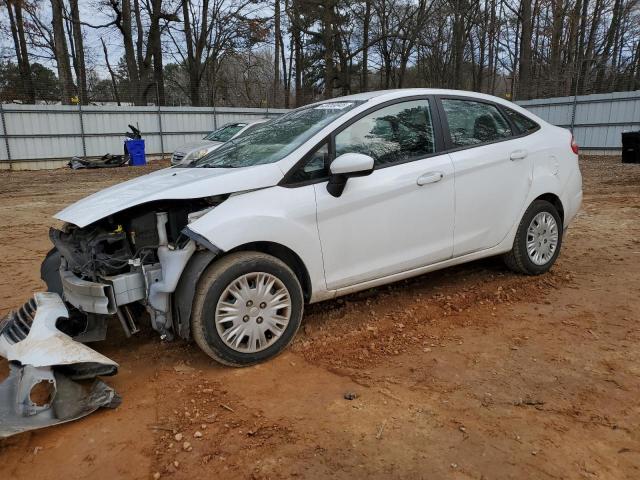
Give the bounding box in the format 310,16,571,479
191,251,303,366
504,200,563,275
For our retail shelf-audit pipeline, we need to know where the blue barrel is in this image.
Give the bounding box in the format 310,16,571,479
125,139,146,166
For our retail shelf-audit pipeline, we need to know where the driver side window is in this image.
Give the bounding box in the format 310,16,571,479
334,99,435,168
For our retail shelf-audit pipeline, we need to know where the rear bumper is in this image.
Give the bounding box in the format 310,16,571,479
562,166,583,229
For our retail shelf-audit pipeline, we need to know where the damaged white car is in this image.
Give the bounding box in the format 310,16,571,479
0,89,582,434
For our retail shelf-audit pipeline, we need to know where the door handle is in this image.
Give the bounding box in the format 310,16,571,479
510,149,528,161
417,171,444,186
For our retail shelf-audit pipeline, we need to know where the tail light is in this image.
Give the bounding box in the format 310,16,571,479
570,135,579,155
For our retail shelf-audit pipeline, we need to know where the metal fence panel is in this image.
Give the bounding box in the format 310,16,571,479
518,90,640,151
2,91,637,165
0,104,288,165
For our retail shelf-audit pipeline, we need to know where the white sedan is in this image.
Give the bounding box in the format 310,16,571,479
37,89,582,366
170,119,269,166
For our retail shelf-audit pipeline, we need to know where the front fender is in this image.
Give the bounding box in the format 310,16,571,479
187,186,327,301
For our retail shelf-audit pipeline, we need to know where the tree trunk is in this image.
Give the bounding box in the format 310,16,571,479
133,0,151,104
566,0,581,95
511,12,520,99
594,0,622,91
322,1,335,99
101,38,121,105
273,0,281,107
477,2,488,92
50,0,74,104
361,0,371,92
69,0,88,104
293,27,303,106
580,0,603,94
120,0,142,104
452,7,465,89
6,0,35,103
153,43,165,105
633,40,640,90
279,27,289,108
549,0,563,96
182,0,199,106
285,35,293,108
487,0,497,94
289,0,303,107
517,0,532,100
148,0,165,105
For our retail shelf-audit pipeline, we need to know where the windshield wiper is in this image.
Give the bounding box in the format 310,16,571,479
197,163,242,169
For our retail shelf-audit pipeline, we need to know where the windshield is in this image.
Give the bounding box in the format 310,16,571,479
204,123,246,142
190,100,365,169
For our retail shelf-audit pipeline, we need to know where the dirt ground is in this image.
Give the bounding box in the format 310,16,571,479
0,156,638,480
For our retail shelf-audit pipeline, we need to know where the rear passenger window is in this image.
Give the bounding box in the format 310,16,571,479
503,108,540,133
441,99,512,147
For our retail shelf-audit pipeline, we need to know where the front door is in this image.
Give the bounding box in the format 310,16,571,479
314,98,455,290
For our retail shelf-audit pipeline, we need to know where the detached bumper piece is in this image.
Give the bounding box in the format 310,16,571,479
1,297,37,344
0,293,120,439
0,365,119,438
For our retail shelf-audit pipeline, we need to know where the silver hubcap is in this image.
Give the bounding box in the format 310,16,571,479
215,272,291,353
526,212,559,265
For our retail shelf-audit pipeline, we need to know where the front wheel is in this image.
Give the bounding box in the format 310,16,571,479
191,251,304,366
504,200,563,275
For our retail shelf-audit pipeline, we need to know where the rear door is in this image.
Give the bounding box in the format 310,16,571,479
437,96,534,257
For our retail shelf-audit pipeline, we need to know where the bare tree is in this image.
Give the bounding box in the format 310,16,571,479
2,0,640,106
4,0,35,103
68,0,87,104
50,0,74,104
101,37,121,105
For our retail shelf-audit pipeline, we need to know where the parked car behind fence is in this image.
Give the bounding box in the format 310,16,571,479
171,119,269,166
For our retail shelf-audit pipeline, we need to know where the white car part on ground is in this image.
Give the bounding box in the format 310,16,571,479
0,292,120,438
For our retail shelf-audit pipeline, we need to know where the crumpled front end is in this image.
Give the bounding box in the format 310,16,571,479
0,293,120,438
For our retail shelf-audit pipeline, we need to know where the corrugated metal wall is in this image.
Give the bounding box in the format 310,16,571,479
0,104,288,169
517,90,640,151
2,91,638,168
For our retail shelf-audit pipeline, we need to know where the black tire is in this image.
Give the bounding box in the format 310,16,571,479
504,199,563,275
191,251,304,367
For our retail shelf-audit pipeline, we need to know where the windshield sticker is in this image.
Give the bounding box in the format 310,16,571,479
315,102,353,110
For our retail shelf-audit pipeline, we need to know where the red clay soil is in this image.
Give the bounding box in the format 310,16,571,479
0,156,638,479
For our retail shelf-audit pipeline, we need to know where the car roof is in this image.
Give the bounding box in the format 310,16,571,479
314,88,539,121
336,88,510,105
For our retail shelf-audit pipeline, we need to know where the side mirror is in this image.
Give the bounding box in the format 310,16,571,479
327,153,374,197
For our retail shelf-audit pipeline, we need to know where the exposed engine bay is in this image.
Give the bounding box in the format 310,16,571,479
45,197,226,340
0,196,226,438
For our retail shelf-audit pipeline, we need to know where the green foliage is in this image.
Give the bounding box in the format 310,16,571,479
0,62,60,103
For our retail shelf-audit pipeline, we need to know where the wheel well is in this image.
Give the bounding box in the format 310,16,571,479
535,193,564,223
227,242,312,302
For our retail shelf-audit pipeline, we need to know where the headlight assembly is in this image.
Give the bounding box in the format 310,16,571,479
186,148,210,162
